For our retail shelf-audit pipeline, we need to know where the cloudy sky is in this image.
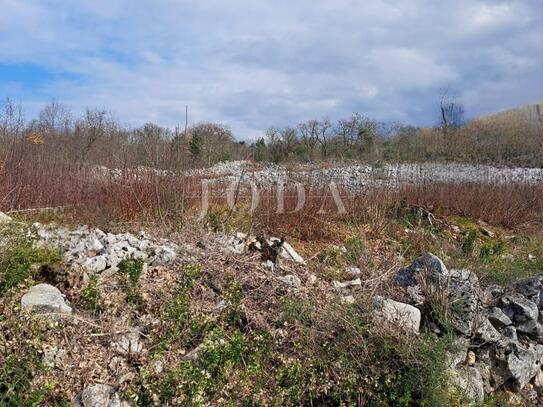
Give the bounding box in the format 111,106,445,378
0,0,542,139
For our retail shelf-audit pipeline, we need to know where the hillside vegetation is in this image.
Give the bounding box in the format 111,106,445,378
0,98,542,406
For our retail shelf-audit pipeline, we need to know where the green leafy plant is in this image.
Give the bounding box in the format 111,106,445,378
119,258,145,309
0,224,60,295
462,230,477,256
81,273,100,312
480,240,504,259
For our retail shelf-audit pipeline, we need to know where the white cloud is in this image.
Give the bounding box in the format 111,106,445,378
0,0,541,139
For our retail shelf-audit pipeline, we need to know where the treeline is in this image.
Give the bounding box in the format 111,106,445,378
254,104,543,166
1,98,541,172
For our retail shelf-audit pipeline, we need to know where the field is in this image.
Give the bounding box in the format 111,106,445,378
0,143,543,405
1,102,543,406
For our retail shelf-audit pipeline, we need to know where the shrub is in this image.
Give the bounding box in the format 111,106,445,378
80,273,100,312
462,230,477,256
0,224,60,295
118,258,145,309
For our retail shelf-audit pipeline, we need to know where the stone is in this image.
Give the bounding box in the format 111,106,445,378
341,295,355,304
474,318,502,343
451,366,485,405
85,236,105,254
280,242,305,264
516,320,543,341
447,337,470,369
345,266,361,278
502,326,518,341
262,260,275,272
73,384,130,407
21,284,72,314
333,278,362,289
372,296,421,334
183,343,205,362
43,346,66,369
81,255,108,273
307,274,318,285
534,370,543,388
113,332,143,355
482,285,506,305
0,211,12,222
279,274,302,289
514,274,543,309
487,307,512,328
150,246,176,266
447,269,482,336
395,255,483,336
396,252,448,287
499,294,539,324
489,342,543,391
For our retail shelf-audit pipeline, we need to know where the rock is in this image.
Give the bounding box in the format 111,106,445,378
502,326,518,341
395,252,448,288
516,320,543,340
534,370,543,388
150,246,176,266
224,234,245,254
372,296,421,334
489,342,543,391
183,343,205,362
447,337,470,369
499,294,538,324
341,295,355,304
81,255,108,273
345,266,361,278
487,307,512,328
514,274,543,309
451,366,485,405
21,284,72,314
397,255,484,335
43,346,66,369
0,211,12,222
73,384,130,407
474,318,502,343
34,224,178,277
307,274,318,285
478,222,495,238
280,242,305,264
85,236,105,254
216,300,227,312
447,269,482,336
279,274,301,289
262,260,276,272
113,332,143,355
482,284,506,305
333,278,362,289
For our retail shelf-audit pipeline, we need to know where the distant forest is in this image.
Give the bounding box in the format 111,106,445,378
1,98,542,171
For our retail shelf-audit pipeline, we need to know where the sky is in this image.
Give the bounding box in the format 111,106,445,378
0,0,542,140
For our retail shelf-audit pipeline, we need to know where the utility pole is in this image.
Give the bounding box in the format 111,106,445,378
184,105,188,139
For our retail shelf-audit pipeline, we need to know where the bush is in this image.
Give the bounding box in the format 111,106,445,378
118,258,145,309
0,224,60,295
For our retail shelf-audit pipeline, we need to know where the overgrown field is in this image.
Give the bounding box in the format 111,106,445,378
1,162,542,405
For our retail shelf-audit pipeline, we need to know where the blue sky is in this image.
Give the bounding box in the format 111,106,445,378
0,0,542,139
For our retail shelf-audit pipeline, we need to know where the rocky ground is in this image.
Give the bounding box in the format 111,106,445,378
1,202,543,405
187,160,543,189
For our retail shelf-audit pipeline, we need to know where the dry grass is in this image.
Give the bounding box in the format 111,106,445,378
2,156,541,236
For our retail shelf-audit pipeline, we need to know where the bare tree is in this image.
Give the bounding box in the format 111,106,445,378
38,100,73,135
